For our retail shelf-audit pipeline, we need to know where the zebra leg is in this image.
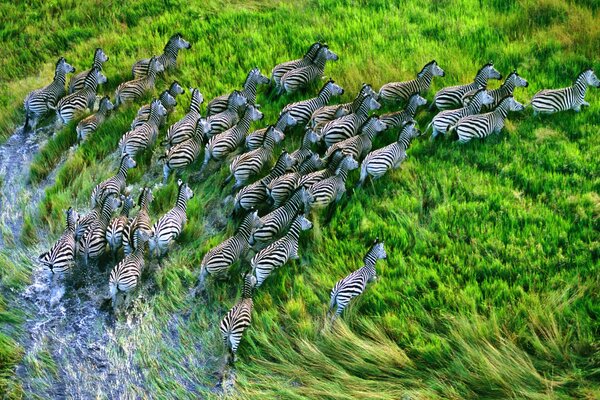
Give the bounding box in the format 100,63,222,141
222,174,233,188
581,101,590,108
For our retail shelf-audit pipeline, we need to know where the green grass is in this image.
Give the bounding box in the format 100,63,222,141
1,0,599,398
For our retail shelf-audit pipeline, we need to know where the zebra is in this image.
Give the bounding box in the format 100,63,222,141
320,93,381,148
233,151,296,214
131,33,191,78
199,211,262,284
161,88,205,148
531,69,600,115
38,207,79,274
379,93,427,130
55,68,106,125
227,125,285,191
245,110,297,151
304,154,359,213
23,57,75,132
106,194,135,259
80,195,121,267
249,187,307,246
203,105,263,170
280,45,339,94
68,48,109,94
266,153,325,208
310,83,378,128
462,70,528,111
109,229,149,308
76,96,114,143
161,119,211,183
90,154,136,208
206,91,248,137
297,150,345,189
433,62,502,110
329,238,387,320
131,81,184,129
324,116,386,161
75,203,101,242
358,121,421,186
290,128,321,166
119,100,167,157
428,88,494,140
448,95,525,143
123,187,153,256
251,213,312,287
281,79,344,126
378,60,445,103
207,68,270,116
148,180,194,261
271,42,322,88
219,273,257,363
115,56,164,106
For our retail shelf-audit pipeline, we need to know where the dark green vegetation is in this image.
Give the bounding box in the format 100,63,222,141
1,0,599,398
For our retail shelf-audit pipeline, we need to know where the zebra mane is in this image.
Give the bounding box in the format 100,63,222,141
418,60,437,77
165,33,183,50
476,61,494,76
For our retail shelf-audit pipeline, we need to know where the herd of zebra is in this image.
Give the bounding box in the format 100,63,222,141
30,35,598,363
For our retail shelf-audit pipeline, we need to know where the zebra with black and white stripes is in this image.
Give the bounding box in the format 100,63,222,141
115,57,164,106
75,203,100,242
304,154,358,212
462,70,528,111
162,88,205,148
358,121,420,186
428,88,494,140
76,96,114,143
433,62,502,110
161,119,211,183
378,60,445,103
90,154,136,208
55,68,106,125
245,110,297,151
324,116,386,161
310,83,378,128
23,57,75,132
297,150,345,190
203,105,264,170
290,129,321,166
227,125,285,191
119,99,167,157
220,273,257,363
531,69,599,115
320,93,381,148
80,195,121,266
379,93,427,130
38,208,79,274
106,194,135,260
131,81,184,129
199,211,262,284
207,68,270,116
448,95,524,143
329,239,387,320
123,187,153,256
271,42,322,88
252,213,312,287
233,151,296,214
109,229,149,308
281,79,344,126
69,48,109,94
266,153,325,208
148,180,194,261
131,33,191,78
280,46,339,94
206,91,248,137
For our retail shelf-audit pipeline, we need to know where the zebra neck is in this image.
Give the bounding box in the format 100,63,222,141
364,128,378,142
117,162,129,181
53,70,68,87
159,50,177,69
236,114,254,135
148,107,162,125
263,134,276,150
493,102,510,119
474,72,489,87
175,191,188,211
317,88,333,105
160,92,170,106
237,219,255,240
312,53,327,70
493,83,513,101
398,136,412,151
287,220,302,240
573,78,588,98
417,72,433,91
189,96,202,114
241,80,258,104
466,97,483,113
83,77,98,91
92,58,103,70
405,101,418,118
361,263,376,279
337,166,350,182
268,161,287,178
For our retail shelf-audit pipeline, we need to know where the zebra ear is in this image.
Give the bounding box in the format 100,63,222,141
177,179,183,187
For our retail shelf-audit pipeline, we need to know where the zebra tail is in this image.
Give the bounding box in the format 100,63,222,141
446,123,458,140
23,112,32,133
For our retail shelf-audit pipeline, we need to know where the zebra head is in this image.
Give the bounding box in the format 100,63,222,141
230,90,248,108
242,273,257,298
420,60,445,78
279,110,298,129
474,88,495,106
479,62,502,81
267,126,286,144
196,118,211,138
249,210,264,230
305,128,322,144
277,150,296,170
122,194,136,212
138,187,154,208
122,153,137,170
170,81,185,96
507,70,528,88
409,93,428,109
151,99,168,118
582,69,600,88
304,42,323,61
328,79,345,96
247,104,264,121
508,96,525,111
362,116,387,134
337,154,359,175
317,45,339,62
360,83,378,100
161,91,177,108
190,88,204,104
99,96,114,112
91,68,108,85
248,67,270,85
368,94,381,111
94,48,109,64
66,207,79,232
172,33,192,49
297,213,313,231
177,179,194,200
366,237,387,263
399,120,420,140
57,57,76,74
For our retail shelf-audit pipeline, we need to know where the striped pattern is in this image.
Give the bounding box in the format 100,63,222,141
281,79,344,126
249,188,307,245
162,88,205,148
297,150,344,189
208,67,269,116
246,110,297,151
161,120,209,183
380,94,427,130
75,204,100,242
132,33,191,78
219,274,257,361
76,96,114,143
324,116,386,161
462,70,528,111
320,94,381,147
115,57,164,106
531,69,599,114
433,62,502,110
378,60,445,103
266,153,324,208
119,100,167,157
290,129,321,165
148,180,194,259
310,83,377,128
329,239,387,319
69,48,109,94
206,91,248,137
109,230,149,306
56,68,106,125
106,194,135,258
90,154,136,208
449,96,524,143
38,208,79,274
358,121,420,185
252,213,312,287
305,155,358,212
80,195,121,266
280,46,339,94
131,81,184,129
272,42,322,88
123,187,153,256
428,89,494,139
23,57,75,132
